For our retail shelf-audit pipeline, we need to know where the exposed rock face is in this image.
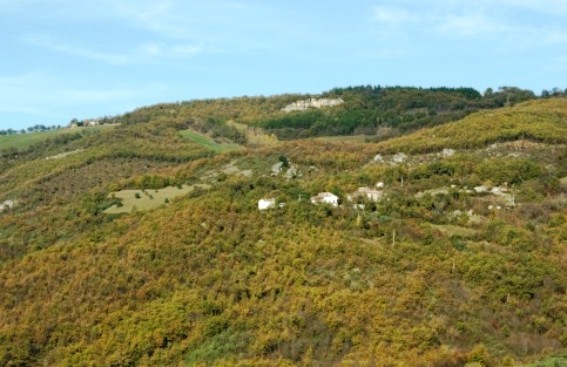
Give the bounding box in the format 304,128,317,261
271,162,284,176
347,187,383,203
282,98,344,112
440,148,455,158
391,153,408,164
283,166,302,179
310,192,339,207
0,200,14,211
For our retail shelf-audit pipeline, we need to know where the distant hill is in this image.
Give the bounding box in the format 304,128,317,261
108,85,538,140
0,89,566,366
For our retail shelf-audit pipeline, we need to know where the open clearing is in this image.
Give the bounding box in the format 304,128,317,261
105,184,211,214
225,120,279,146
180,130,244,153
430,224,479,238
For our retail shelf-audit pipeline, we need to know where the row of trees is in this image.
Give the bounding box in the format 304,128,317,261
0,124,62,136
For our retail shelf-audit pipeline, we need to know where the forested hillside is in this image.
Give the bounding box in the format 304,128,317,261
99,85,538,141
1,91,567,366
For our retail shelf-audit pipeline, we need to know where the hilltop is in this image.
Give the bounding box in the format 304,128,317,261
0,88,567,366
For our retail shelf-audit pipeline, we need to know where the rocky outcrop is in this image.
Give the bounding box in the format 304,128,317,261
282,98,344,112
0,200,14,211
391,153,408,164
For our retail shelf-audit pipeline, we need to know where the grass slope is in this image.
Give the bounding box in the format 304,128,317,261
374,98,567,154
180,130,244,153
0,124,117,150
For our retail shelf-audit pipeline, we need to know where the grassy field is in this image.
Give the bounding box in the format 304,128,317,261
180,129,244,153
0,124,118,150
105,184,211,214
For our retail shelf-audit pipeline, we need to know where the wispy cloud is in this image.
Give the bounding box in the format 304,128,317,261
0,70,165,127
23,34,133,65
545,30,567,44
139,43,203,58
369,1,567,41
372,6,419,25
22,33,204,65
437,13,505,37
498,0,567,15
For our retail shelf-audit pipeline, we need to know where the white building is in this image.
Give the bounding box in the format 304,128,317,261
310,192,339,207
258,198,276,211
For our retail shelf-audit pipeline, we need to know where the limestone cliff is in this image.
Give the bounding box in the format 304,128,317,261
281,97,344,112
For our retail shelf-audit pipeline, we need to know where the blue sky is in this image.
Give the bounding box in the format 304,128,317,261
1,0,566,130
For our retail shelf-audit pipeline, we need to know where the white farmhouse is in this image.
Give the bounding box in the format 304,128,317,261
310,192,339,207
258,198,276,211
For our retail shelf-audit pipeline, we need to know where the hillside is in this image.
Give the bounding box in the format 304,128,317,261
1,94,567,366
96,85,537,141
373,99,567,153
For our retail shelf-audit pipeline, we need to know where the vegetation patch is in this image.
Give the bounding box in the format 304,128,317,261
522,354,567,366
180,129,243,153
226,120,279,146
430,224,479,238
105,184,211,213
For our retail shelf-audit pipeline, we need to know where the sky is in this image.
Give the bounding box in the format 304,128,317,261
0,0,566,130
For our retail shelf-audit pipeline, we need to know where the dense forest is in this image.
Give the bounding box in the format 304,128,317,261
1,87,567,366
